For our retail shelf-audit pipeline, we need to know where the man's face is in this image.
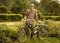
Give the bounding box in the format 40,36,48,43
30,6,34,9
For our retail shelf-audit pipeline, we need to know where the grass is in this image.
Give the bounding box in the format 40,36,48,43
0,20,60,43
21,37,60,43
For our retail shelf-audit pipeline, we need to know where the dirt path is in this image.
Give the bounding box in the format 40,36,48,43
0,22,21,25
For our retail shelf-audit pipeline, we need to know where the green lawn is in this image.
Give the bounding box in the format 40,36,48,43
21,37,60,43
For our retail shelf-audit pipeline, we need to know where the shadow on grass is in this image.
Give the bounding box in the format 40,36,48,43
21,37,60,43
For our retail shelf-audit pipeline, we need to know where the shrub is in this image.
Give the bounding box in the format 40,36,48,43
39,16,60,21
42,13,60,16
44,20,60,37
0,14,23,22
0,24,18,43
0,6,8,13
10,6,21,14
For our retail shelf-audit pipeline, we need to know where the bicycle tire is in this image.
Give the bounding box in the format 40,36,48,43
17,27,27,42
37,24,48,39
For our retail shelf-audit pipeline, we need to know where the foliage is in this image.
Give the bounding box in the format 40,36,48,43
0,0,60,16
34,20,60,37
38,14,60,21
0,6,9,13
44,20,60,37
0,24,60,43
0,20,60,43
0,14,23,22
0,24,18,43
40,0,60,16
0,0,9,6
10,0,30,15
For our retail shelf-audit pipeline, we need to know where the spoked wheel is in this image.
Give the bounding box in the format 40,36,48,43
37,25,48,39
17,27,27,43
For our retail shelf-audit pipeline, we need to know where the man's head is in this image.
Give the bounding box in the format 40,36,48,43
30,4,35,10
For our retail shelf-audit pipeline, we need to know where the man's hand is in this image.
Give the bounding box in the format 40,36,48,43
24,16,27,21
37,20,44,24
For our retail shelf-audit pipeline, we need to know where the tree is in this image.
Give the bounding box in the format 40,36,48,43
40,0,60,16
0,0,13,6
10,0,30,15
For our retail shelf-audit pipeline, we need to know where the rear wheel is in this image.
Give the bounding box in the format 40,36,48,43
37,25,48,39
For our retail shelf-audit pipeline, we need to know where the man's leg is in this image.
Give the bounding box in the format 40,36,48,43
24,23,30,37
28,24,34,38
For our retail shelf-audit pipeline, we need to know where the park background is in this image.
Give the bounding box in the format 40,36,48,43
0,0,60,43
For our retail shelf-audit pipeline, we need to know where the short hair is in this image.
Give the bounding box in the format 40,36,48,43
30,4,35,7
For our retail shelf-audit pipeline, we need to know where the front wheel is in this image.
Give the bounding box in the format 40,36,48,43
17,27,27,42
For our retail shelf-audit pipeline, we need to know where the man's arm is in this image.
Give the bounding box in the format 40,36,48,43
24,10,28,20
35,10,38,21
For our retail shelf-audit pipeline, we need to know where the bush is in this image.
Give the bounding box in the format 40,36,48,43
10,0,30,15
10,6,21,14
44,20,60,37
38,16,60,21
0,24,18,43
42,13,60,16
0,14,23,22
38,13,60,21
0,6,8,13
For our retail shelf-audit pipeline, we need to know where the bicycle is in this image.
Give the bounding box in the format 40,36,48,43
25,22,49,39
15,22,49,43
18,24,49,42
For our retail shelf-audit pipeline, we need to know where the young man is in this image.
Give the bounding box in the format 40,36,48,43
25,4,38,38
